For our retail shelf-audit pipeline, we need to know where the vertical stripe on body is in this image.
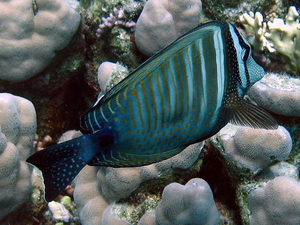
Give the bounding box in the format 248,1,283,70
83,22,230,141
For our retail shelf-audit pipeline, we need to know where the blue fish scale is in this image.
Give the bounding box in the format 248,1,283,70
85,24,234,166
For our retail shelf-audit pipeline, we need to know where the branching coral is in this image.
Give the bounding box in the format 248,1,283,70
96,7,136,37
239,6,300,74
0,0,81,82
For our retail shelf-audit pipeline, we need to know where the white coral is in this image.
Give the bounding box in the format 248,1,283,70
0,93,37,220
0,0,81,82
240,6,300,73
249,176,300,225
248,72,300,116
135,0,202,56
152,178,220,225
212,124,292,172
239,11,273,52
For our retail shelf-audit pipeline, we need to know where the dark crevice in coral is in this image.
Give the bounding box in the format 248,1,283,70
0,196,47,225
197,143,243,225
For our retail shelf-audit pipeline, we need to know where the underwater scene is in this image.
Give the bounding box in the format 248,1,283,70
1,0,300,224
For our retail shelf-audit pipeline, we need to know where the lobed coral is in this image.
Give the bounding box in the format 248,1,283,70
70,131,204,224
0,93,36,220
4,0,300,224
97,62,129,95
140,178,220,225
212,124,292,172
0,0,81,82
248,72,300,116
134,0,202,56
248,176,300,225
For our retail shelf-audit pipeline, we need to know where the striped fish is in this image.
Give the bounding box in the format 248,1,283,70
27,21,277,201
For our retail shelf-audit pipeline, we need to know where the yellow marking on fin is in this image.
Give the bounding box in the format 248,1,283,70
116,93,125,114
165,60,174,121
128,100,137,128
133,88,145,127
108,100,115,114
141,81,151,131
148,73,158,130
156,71,165,124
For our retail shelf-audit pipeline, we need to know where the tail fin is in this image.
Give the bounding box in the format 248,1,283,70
26,134,98,201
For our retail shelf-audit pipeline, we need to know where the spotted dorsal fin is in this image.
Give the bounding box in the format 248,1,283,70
225,96,278,130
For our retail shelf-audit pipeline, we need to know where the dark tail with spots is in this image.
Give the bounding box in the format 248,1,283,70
26,134,99,201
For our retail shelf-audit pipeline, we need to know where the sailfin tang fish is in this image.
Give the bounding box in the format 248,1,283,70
27,21,277,201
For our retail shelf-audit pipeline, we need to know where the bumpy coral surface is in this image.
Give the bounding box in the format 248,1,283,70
248,176,300,225
151,178,220,225
213,124,292,172
135,0,202,56
97,62,129,95
71,133,204,224
0,93,36,220
0,0,80,82
248,72,300,116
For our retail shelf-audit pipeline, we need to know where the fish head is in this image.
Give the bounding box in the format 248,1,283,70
229,24,265,97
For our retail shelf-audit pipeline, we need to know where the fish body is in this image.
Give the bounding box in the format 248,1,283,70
27,21,277,201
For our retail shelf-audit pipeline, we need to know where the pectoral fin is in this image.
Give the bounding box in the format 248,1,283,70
225,97,278,130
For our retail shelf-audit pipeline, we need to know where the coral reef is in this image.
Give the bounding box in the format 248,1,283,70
0,93,36,220
248,176,300,225
3,0,300,224
248,72,300,116
239,6,300,74
97,61,129,95
140,178,220,225
135,0,202,56
73,139,204,224
0,0,81,82
96,7,136,37
212,124,292,172
48,196,79,223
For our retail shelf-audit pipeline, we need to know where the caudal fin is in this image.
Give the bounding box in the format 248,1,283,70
26,134,97,201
